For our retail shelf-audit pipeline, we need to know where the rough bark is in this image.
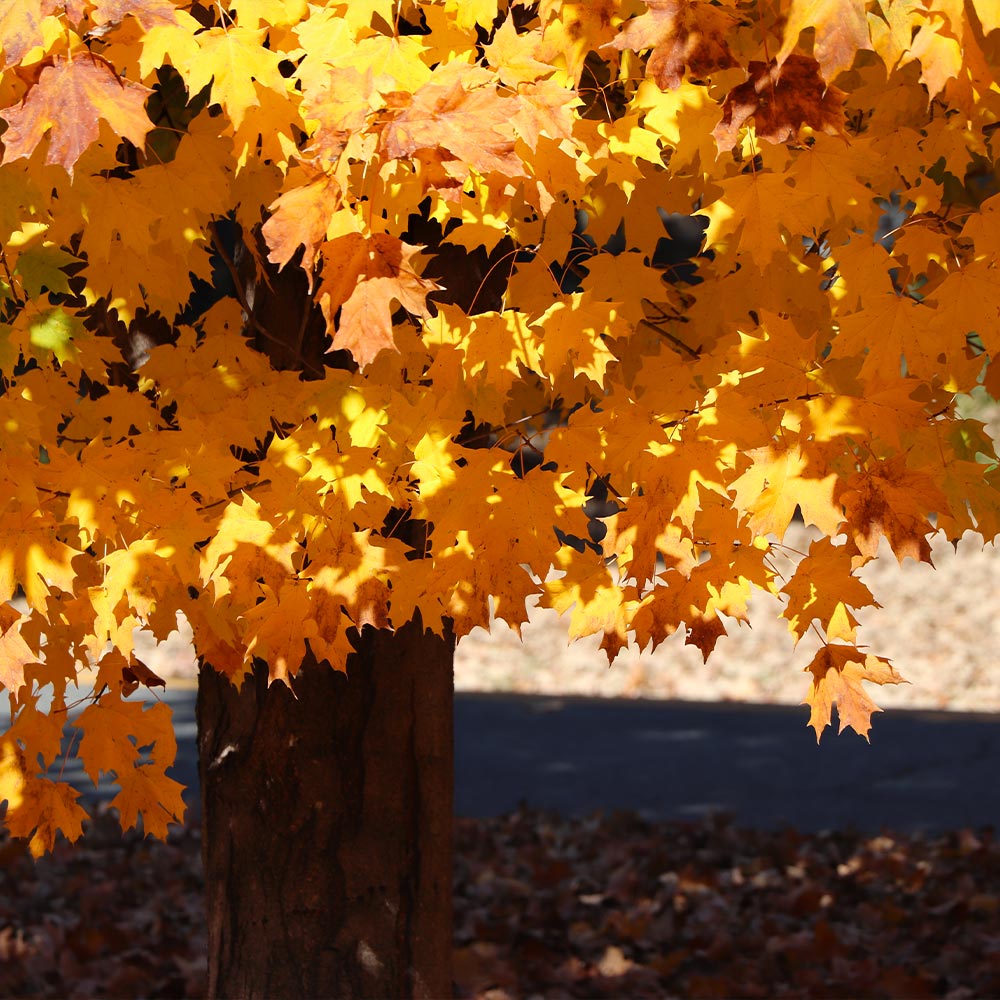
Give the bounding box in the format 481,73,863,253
196,615,455,999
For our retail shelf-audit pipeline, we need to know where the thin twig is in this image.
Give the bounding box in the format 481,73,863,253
195,478,272,513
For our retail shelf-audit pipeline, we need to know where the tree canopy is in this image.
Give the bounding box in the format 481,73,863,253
1,0,999,856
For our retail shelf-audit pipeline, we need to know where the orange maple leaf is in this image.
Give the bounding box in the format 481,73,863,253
708,169,824,267
840,457,948,564
0,607,33,696
382,63,524,179
630,577,732,661
780,537,879,643
4,698,66,772
3,776,89,858
263,173,344,280
75,695,178,785
319,233,439,368
110,765,186,839
1,703,88,857
776,0,872,83
610,0,740,90
831,289,972,386
71,692,185,835
242,581,320,686
803,644,906,742
0,57,153,177
90,0,189,31
0,0,59,72
0,503,78,613
713,55,846,151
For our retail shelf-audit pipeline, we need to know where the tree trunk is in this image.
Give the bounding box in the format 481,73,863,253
196,615,455,999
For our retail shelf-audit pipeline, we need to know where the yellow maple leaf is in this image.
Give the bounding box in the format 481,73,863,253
483,14,554,86
537,0,625,85
445,0,498,31
179,26,287,130
382,62,525,180
900,1,965,100
228,0,308,28
543,560,638,662
68,171,159,260
730,443,842,539
97,537,172,627
200,494,299,600
637,77,724,174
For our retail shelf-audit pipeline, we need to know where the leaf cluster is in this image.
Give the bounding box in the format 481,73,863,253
0,0,999,849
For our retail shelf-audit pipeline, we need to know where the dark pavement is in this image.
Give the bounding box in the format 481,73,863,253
455,693,999,833
13,686,999,835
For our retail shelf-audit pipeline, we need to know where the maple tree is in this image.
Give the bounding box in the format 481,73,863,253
1,0,999,994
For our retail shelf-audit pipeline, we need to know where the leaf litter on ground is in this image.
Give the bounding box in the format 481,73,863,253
0,805,997,998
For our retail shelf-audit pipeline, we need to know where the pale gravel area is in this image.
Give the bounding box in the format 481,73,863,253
139,525,1000,714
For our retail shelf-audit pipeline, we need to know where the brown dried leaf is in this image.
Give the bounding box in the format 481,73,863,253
713,55,847,151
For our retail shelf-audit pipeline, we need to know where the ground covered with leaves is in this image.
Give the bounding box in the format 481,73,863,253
0,808,997,999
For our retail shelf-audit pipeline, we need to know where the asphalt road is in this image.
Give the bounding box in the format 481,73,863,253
10,686,999,835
